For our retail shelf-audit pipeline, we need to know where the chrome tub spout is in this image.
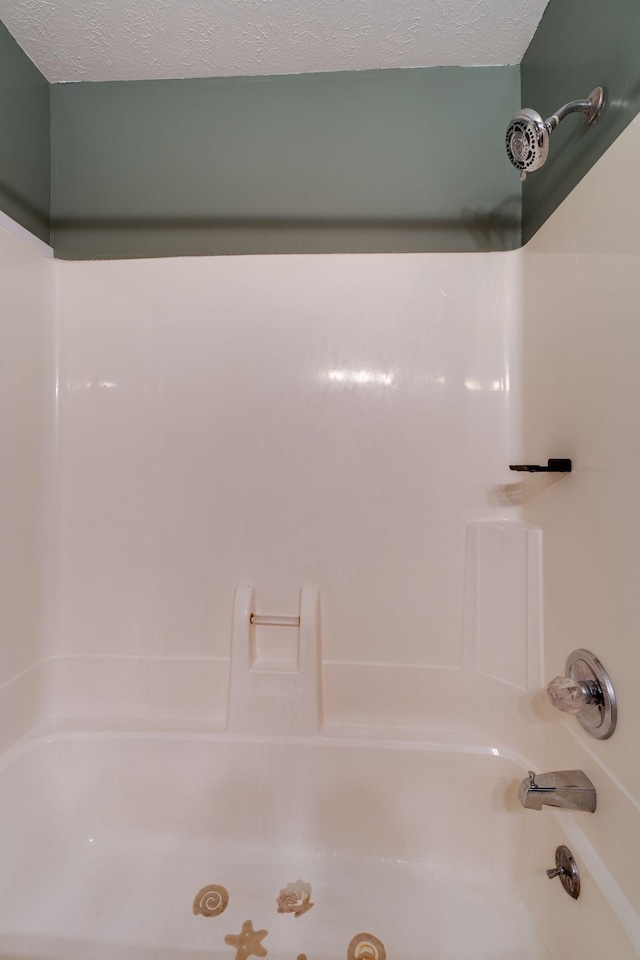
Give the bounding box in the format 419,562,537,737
518,770,596,812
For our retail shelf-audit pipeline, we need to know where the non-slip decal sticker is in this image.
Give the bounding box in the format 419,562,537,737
277,880,314,917
224,919,269,960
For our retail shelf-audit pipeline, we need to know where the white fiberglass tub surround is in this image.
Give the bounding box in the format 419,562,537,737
0,551,603,960
0,731,548,960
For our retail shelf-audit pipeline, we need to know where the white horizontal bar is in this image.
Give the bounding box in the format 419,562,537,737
250,614,300,627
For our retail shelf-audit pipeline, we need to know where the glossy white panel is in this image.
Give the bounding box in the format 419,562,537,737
56,253,518,687
43,656,229,724
467,521,543,691
0,224,53,703
0,665,44,754
323,662,547,765
522,112,640,932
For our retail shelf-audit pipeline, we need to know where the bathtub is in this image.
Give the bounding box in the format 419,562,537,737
0,726,558,960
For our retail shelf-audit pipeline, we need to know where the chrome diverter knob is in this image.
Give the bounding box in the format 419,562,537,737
546,845,581,899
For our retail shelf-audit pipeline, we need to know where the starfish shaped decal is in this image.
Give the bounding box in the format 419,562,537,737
224,919,268,960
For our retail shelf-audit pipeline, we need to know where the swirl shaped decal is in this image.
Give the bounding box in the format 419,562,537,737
192,883,229,917
347,933,386,960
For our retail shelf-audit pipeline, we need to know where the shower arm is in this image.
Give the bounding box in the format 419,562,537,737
545,93,603,133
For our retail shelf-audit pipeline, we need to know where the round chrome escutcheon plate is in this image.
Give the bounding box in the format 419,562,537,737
567,648,617,740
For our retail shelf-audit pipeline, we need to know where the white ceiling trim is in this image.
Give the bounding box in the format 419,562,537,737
0,0,549,83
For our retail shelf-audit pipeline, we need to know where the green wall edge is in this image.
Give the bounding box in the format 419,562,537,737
0,21,50,244
50,67,521,260
521,0,640,245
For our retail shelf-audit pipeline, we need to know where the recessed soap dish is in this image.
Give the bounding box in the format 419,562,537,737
547,649,616,740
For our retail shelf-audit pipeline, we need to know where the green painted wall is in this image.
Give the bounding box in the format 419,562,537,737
51,67,520,260
521,0,640,245
0,21,50,243
3,0,640,258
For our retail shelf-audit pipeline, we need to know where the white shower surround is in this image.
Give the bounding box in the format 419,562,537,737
0,114,640,960
0,0,551,82
52,252,518,702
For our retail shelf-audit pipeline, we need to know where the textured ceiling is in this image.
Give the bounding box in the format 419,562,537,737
0,0,550,83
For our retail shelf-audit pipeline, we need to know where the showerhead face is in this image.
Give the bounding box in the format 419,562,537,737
505,108,549,179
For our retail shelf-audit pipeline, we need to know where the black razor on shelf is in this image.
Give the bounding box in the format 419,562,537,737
509,459,572,473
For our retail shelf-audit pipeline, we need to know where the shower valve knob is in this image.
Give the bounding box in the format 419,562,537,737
545,649,617,740
546,675,602,714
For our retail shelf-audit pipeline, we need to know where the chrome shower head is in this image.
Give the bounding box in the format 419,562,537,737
505,86,605,181
505,108,549,180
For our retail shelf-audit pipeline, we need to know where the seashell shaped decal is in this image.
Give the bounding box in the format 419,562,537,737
192,883,229,917
347,933,386,960
277,880,314,917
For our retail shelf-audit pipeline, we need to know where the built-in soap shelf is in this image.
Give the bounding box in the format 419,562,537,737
227,584,321,735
